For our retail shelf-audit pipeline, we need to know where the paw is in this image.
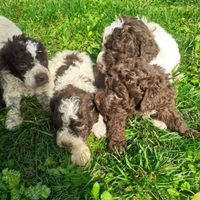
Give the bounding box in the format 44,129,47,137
71,146,91,166
108,139,127,154
92,114,107,139
151,119,167,130
5,116,23,130
174,73,184,82
185,129,199,138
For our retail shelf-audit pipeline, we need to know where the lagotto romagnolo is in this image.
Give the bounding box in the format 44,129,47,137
95,57,199,153
0,16,106,166
49,50,106,166
0,16,53,130
97,15,182,80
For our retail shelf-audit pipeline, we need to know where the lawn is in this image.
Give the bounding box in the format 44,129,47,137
0,0,200,199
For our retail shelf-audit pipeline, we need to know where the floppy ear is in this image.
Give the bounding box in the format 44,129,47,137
0,50,7,70
139,75,176,111
0,55,3,70
139,36,159,62
50,98,63,129
123,16,159,62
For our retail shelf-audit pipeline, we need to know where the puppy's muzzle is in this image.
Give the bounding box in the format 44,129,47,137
35,72,49,86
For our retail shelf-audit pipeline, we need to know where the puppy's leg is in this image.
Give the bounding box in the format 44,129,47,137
57,129,91,166
107,115,127,153
4,96,22,130
152,106,199,138
142,110,167,130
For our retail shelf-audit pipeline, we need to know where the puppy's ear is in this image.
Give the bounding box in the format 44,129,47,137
50,98,63,129
139,37,159,62
139,75,176,111
0,50,6,70
0,55,2,70
12,33,26,41
123,17,159,62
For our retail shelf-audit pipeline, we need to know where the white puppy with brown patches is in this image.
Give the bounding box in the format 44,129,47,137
97,15,182,80
0,16,52,130
49,50,106,166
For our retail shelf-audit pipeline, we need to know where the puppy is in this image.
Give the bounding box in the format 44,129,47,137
49,50,106,166
95,57,199,153
97,15,181,79
0,17,52,130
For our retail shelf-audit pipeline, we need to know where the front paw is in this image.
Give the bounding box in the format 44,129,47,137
71,146,91,166
5,116,23,130
185,129,199,138
92,114,107,139
108,139,127,154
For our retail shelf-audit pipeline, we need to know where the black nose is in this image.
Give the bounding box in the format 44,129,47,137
35,73,48,85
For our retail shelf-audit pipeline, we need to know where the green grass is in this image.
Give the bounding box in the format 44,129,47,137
0,0,200,199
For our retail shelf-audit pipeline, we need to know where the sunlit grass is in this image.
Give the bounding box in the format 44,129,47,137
0,0,200,199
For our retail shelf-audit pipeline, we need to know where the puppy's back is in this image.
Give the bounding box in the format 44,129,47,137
0,16,22,49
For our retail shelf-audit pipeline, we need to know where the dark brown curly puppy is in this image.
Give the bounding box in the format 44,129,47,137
95,57,199,153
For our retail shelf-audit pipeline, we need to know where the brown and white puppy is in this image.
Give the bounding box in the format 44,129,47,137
49,50,106,166
97,15,181,79
95,57,199,153
0,17,52,130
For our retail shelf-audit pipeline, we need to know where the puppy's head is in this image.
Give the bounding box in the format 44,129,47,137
94,73,142,117
0,34,49,87
50,85,99,148
97,15,159,74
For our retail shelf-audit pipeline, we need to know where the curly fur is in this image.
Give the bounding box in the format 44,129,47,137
49,50,106,166
97,15,181,79
95,57,199,153
0,17,51,130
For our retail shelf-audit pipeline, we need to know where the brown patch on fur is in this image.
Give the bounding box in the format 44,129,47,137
50,85,99,142
55,53,82,78
95,57,199,152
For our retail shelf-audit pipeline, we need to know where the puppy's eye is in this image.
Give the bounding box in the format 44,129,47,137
91,107,95,112
114,93,122,100
19,64,27,68
112,49,118,53
76,124,85,130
